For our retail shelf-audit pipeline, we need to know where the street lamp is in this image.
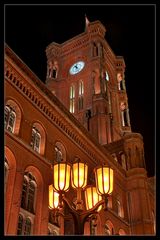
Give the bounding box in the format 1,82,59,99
49,160,114,235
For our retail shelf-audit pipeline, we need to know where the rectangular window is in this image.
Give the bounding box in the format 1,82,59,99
70,85,75,113
78,81,84,111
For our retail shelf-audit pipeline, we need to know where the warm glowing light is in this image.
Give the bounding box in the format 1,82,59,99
95,166,113,195
53,163,71,192
72,162,88,189
85,186,102,211
49,184,59,209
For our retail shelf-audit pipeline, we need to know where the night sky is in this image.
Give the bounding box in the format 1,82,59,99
5,4,155,177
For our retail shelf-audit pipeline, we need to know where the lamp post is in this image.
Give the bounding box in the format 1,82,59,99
49,160,114,235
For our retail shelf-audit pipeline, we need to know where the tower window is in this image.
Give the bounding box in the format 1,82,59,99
117,73,124,90
106,71,109,81
5,105,16,133
104,71,109,93
70,85,75,113
93,42,98,57
120,102,129,127
30,127,41,153
52,68,57,78
47,61,58,78
78,80,84,111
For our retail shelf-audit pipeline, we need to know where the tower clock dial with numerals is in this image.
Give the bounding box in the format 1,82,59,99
69,61,85,75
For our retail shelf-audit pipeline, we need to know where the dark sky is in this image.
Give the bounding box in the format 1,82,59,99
5,4,155,177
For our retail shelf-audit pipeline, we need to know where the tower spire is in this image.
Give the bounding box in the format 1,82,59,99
85,14,90,30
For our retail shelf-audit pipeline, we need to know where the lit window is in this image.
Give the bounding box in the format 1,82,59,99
24,218,31,235
78,80,84,110
5,105,16,133
31,127,41,153
117,73,124,90
106,71,109,81
17,214,24,235
120,102,129,127
70,85,75,113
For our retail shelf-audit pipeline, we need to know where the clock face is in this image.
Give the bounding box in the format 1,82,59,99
69,61,85,75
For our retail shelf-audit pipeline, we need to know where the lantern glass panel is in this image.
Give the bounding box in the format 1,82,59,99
49,185,59,209
72,162,88,188
85,186,102,211
53,163,70,192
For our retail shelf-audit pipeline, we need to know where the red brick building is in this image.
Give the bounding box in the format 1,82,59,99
4,19,155,235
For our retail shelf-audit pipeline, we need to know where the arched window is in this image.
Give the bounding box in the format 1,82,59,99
24,218,31,235
117,73,124,90
69,85,75,113
116,196,124,218
55,142,66,162
78,80,84,111
27,181,36,213
52,67,57,78
21,177,28,209
120,102,129,127
17,214,24,235
30,122,46,155
55,146,63,162
104,220,114,235
5,105,16,133
21,172,37,213
119,228,126,235
31,126,41,153
5,100,22,135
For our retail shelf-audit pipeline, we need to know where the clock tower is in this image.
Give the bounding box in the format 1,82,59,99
45,19,131,145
